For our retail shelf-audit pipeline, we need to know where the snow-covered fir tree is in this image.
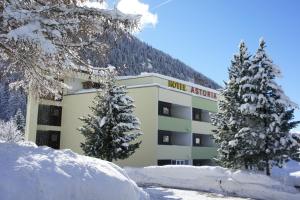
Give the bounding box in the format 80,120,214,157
238,39,300,175
211,41,252,168
213,39,300,175
78,69,142,161
0,119,24,142
13,108,26,133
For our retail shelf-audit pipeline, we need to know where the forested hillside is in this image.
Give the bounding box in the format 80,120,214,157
0,33,220,121
83,33,220,89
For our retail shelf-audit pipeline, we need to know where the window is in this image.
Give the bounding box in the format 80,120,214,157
163,135,170,143
171,160,189,165
38,105,62,126
163,107,170,115
157,160,171,166
82,81,104,89
193,133,202,146
193,133,215,147
36,131,60,149
192,108,202,121
158,130,171,145
193,108,211,122
158,101,171,116
193,159,214,166
159,160,189,166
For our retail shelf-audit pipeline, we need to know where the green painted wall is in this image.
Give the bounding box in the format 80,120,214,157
191,147,218,159
192,96,217,112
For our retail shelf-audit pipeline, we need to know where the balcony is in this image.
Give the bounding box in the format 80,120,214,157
158,130,191,146
158,116,191,132
191,147,217,159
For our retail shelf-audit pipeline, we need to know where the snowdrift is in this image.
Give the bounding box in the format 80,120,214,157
125,165,300,200
272,160,300,187
0,141,149,200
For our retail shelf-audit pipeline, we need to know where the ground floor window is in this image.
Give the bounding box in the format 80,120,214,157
157,159,189,166
36,131,60,149
157,160,171,166
193,159,214,166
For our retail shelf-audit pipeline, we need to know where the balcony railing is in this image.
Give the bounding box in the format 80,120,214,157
158,115,191,133
192,120,215,133
191,146,217,159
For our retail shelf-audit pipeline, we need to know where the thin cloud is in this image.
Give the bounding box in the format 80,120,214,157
153,0,174,10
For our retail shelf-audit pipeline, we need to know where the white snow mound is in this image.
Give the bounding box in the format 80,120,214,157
0,141,149,200
125,165,300,200
272,160,300,187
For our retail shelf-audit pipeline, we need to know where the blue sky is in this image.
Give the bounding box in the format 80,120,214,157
132,0,300,132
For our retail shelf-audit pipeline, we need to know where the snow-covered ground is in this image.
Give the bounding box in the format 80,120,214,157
125,165,300,200
1,140,300,200
145,186,250,200
0,141,149,200
272,160,300,187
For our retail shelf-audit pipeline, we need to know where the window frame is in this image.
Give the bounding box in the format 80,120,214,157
158,101,172,117
192,107,202,121
37,105,62,126
158,130,172,145
36,131,61,149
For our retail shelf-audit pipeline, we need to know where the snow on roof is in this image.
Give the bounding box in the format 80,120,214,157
118,72,220,94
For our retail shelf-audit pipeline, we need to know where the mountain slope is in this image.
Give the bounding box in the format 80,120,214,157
107,34,220,89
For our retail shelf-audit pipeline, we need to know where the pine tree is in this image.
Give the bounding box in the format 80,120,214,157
13,108,26,133
239,39,300,175
0,84,9,120
212,41,252,168
213,39,300,175
78,71,142,162
0,119,24,142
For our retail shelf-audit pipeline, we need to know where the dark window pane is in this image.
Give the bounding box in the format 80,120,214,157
193,159,214,166
158,130,171,145
157,160,171,166
38,105,62,126
158,101,171,116
36,131,60,149
193,133,202,146
82,81,104,89
192,108,202,121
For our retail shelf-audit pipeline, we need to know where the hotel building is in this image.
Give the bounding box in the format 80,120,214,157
25,72,219,167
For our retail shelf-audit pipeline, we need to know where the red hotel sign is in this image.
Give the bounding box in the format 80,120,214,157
191,87,217,99
168,80,217,100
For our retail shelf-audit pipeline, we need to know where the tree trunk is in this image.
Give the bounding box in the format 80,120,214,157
265,159,270,176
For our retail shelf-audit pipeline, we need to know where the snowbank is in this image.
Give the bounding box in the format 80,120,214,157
272,160,300,187
125,165,300,200
0,141,149,200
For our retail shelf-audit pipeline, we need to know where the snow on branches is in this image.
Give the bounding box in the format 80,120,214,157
0,118,24,142
0,0,139,99
212,39,300,175
78,69,142,161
